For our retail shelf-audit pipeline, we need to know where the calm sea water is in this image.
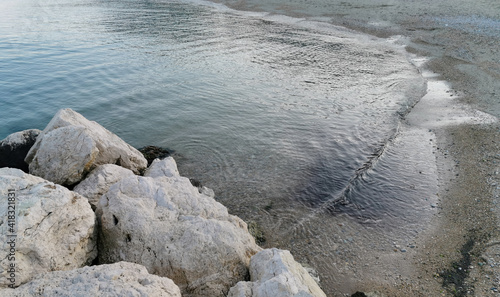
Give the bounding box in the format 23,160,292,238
0,0,440,294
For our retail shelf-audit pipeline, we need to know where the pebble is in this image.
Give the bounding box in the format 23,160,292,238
401,249,407,253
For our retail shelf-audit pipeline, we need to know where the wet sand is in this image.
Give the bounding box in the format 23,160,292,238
208,0,500,296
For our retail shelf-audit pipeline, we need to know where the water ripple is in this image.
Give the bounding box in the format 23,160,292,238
0,1,437,294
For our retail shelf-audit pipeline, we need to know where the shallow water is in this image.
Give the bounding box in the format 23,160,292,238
0,0,445,294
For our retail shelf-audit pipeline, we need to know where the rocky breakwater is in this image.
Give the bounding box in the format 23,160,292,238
0,108,327,297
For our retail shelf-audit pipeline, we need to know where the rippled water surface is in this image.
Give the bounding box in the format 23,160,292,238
0,0,440,294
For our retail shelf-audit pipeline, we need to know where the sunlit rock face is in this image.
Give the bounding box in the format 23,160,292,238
0,262,182,297
25,108,147,186
0,168,97,288
97,158,262,297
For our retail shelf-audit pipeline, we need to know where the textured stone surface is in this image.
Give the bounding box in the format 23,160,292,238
97,169,261,297
227,248,327,297
0,262,182,297
25,108,147,185
199,186,215,198
73,164,135,209
0,129,41,172
0,168,97,288
143,157,180,178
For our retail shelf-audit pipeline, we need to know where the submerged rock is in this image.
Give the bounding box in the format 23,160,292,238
227,248,327,297
0,168,97,288
139,146,171,166
186,178,217,198
97,158,261,297
0,129,41,172
0,262,182,297
25,108,147,186
73,164,135,209
247,221,266,245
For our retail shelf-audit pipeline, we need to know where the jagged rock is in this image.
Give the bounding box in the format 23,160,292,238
0,262,182,297
97,168,261,297
227,248,327,297
0,129,41,172
73,164,135,209
143,157,180,178
0,168,97,288
25,108,147,185
26,126,99,186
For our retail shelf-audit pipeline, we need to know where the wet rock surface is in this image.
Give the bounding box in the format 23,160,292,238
139,145,171,166
0,129,41,172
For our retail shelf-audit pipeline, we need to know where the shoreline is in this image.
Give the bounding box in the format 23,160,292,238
2,0,498,295
203,1,500,295
343,8,500,297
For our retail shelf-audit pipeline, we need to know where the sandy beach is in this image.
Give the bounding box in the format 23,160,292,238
334,4,500,296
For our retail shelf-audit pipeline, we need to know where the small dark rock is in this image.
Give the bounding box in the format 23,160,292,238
351,292,368,297
0,129,41,173
138,145,171,166
189,178,202,188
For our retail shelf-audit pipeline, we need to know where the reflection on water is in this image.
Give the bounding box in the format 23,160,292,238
0,0,438,294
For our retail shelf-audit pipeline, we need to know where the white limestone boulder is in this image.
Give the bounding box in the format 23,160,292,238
227,248,327,297
144,157,216,198
0,129,41,172
73,164,135,209
0,262,182,297
0,168,97,288
143,157,180,178
97,172,261,297
25,108,147,185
